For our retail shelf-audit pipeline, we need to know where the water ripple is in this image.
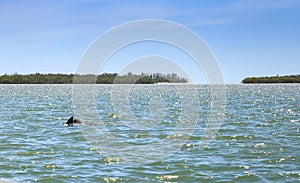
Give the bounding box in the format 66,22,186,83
0,84,299,182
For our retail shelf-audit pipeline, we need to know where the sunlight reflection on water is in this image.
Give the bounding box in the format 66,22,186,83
0,84,299,182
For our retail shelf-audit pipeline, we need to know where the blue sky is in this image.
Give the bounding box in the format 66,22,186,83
0,0,299,83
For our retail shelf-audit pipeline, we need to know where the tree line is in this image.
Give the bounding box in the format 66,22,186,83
242,74,300,83
0,72,188,84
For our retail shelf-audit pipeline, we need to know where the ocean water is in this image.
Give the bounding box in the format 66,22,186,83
0,84,299,183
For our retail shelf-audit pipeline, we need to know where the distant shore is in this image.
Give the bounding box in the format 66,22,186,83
242,74,300,84
0,73,187,84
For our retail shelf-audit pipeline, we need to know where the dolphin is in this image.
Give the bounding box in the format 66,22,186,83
66,116,83,126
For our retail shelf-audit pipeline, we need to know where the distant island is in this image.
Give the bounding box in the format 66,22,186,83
0,72,187,84
242,74,300,84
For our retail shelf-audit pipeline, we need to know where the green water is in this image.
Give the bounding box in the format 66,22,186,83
0,84,299,182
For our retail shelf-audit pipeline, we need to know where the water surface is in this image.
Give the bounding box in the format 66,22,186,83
0,84,299,182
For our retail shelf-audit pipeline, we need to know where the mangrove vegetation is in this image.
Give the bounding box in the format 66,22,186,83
0,72,188,84
242,74,300,83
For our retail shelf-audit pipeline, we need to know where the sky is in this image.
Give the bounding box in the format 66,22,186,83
0,0,299,83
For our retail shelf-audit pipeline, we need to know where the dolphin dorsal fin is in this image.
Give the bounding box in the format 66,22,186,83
66,116,74,125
